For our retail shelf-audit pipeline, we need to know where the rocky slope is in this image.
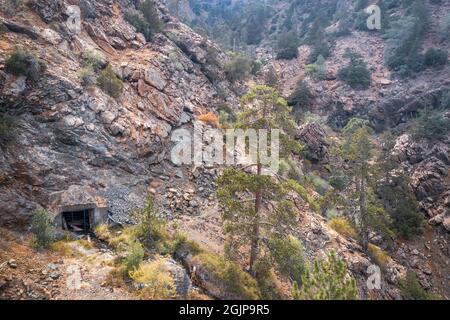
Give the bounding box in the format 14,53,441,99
0,0,449,300
0,0,238,227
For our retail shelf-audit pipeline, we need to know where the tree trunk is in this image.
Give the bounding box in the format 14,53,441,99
249,163,262,276
359,169,369,252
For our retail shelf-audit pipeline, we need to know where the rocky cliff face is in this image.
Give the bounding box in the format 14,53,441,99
0,0,238,228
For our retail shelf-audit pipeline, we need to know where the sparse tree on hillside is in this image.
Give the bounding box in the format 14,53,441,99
217,85,303,276
337,119,393,251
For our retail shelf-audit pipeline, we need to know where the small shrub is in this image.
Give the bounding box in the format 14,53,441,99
276,31,298,60
225,54,252,82
139,0,163,37
108,226,138,250
81,50,104,70
367,244,390,269
31,209,54,249
424,48,448,68
198,112,220,128
77,239,94,250
292,251,358,300
399,271,442,300
265,67,279,88
129,257,176,300
172,233,202,258
79,66,96,86
378,176,424,239
269,235,305,284
254,260,283,300
97,65,123,98
251,60,262,75
94,224,111,242
329,218,358,239
5,48,46,82
131,196,172,254
308,173,331,195
123,241,145,274
338,50,371,90
125,8,151,40
0,23,8,35
307,40,331,64
50,241,73,256
125,0,163,41
410,109,450,140
288,80,314,114
286,179,321,213
192,252,260,300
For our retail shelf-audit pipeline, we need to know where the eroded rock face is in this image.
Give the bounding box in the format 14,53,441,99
296,123,329,162
0,0,238,228
393,135,450,231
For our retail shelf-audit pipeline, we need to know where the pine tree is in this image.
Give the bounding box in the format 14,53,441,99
217,85,302,275
337,119,393,251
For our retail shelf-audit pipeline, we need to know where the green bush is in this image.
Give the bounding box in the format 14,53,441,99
79,66,96,86
192,252,260,300
338,50,371,90
131,196,172,254
411,109,450,140
424,48,448,68
269,235,305,284
254,260,283,300
225,53,252,82
81,50,104,71
31,209,54,249
125,8,152,40
384,1,429,76
123,241,145,274
276,31,298,60
307,40,331,64
328,218,358,239
265,67,279,88
367,244,391,269
307,55,327,79
288,80,314,114
125,0,163,41
292,251,358,300
97,65,123,98
378,176,424,239
5,48,46,82
129,257,176,299
399,271,442,300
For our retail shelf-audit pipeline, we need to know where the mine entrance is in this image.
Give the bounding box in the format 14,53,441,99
62,209,93,234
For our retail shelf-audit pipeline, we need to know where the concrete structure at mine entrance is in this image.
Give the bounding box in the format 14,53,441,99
48,185,108,234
